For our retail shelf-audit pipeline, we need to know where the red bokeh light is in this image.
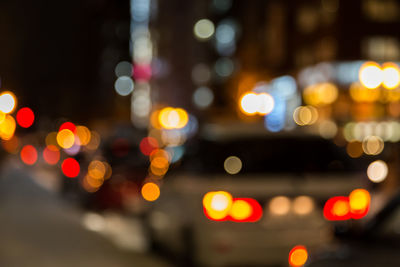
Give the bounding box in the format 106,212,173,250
43,145,60,165
139,137,158,156
59,122,76,133
20,145,38,165
133,64,152,81
61,158,80,178
323,196,352,221
16,107,35,128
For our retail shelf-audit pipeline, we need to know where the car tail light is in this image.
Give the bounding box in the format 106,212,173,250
203,192,262,222
324,189,370,221
203,191,233,221
323,196,352,221
228,198,263,222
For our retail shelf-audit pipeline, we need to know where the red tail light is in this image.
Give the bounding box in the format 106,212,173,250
203,192,263,222
324,190,370,221
323,196,352,221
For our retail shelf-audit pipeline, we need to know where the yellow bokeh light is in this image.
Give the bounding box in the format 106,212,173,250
367,160,388,183
303,83,338,106
0,91,17,114
349,189,370,213
76,126,91,146
56,129,75,149
224,156,242,175
158,107,189,130
141,182,160,202
269,196,291,216
175,108,189,129
349,82,381,102
203,191,233,220
88,160,106,179
359,61,383,89
382,63,400,89
0,115,16,140
229,200,252,220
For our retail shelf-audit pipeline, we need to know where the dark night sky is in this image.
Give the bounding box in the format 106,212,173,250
0,0,130,123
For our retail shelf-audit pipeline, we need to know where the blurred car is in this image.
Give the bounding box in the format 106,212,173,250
308,191,400,267
148,124,367,266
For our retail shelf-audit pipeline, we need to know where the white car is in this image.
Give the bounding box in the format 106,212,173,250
149,128,366,266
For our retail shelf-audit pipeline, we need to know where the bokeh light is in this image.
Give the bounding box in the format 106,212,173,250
289,245,308,267
292,196,314,215
43,145,60,165
115,76,134,96
88,160,106,179
223,156,242,174
45,132,59,148
303,83,338,106
75,126,91,146
203,191,233,220
367,160,388,183
359,61,383,89
16,107,34,128
229,199,252,220
2,135,20,154
349,189,370,216
20,145,37,165
0,91,17,114
141,182,160,202
140,136,159,156
59,122,76,133
193,19,215,40
293,106,318,126
382,63,400,89
61,158,80,178
0,115,16,140
86,131,101,150
346,141,363,158
362,136,384,155
193,87,214,109
57,129,75,149
158,107,189,129
269,196,291,216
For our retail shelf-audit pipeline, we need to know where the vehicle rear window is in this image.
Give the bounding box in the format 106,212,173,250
179,136,366,174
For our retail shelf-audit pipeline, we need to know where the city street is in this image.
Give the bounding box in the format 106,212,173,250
0,158,170,267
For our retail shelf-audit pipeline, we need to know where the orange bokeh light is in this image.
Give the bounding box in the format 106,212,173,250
141,182,160,201
289,245,308,267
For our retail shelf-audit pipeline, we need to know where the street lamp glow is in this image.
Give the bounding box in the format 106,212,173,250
359,61,383,89
382,63,400,89
0,91,17,114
